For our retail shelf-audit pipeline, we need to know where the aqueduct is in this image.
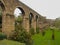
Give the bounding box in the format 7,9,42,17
0,0,49,36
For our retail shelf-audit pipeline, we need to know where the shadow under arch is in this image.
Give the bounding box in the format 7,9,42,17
17,7,25,16
0,1,5,31
29,13,34,28
0,1,5,11
36,15,39,21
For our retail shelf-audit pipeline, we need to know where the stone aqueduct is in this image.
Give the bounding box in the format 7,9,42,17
0,0,49,36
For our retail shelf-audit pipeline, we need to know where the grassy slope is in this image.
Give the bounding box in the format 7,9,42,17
0,39,25,45
32,29,60,45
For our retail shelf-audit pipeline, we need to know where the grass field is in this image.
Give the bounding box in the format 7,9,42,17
0,28,60,45
32,28,60,45
0,39,25,45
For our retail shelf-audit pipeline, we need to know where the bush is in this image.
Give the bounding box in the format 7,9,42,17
10,16,33,45
30,27,35,35
0,32,7,40
36,27,40,34
10,28,33,45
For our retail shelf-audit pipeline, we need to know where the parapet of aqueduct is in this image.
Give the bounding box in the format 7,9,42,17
0,0,49,36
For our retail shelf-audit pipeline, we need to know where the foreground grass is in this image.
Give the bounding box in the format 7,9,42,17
32,28,60,45
0,39,25,45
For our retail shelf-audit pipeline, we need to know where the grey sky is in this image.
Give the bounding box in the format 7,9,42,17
16,0,60,19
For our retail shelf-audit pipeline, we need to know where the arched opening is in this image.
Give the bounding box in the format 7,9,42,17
0,1,5,11
14,7,25,30
14,7,25,17
36,15,40,32
0,1,5,31
29,13,34,28
36,15,39,21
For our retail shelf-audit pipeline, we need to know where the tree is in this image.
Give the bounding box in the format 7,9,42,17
54,17,60,29
10,16,33,45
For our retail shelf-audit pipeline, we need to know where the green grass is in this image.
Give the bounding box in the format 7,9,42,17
0,39,25,45
32,28,60,45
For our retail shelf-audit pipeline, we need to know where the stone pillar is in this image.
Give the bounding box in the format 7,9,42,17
33,19,36,33
23,15,30,33
2,12,15,37
32,16,36,33
2,11,6,33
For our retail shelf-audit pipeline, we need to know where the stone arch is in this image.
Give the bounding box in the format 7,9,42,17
14,7,25,30
1,0,45,36
36,15,39,21
14,7,25,17
17,7,25,15
29,13,34,28
36,15,39,27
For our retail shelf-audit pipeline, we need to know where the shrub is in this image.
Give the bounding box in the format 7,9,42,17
9,16,33,45
30,27,35,35
42,31,45,36
0,32,7,40
36,27,40,34
10,28,33,45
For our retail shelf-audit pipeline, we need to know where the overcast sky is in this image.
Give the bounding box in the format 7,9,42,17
16,0,60,19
